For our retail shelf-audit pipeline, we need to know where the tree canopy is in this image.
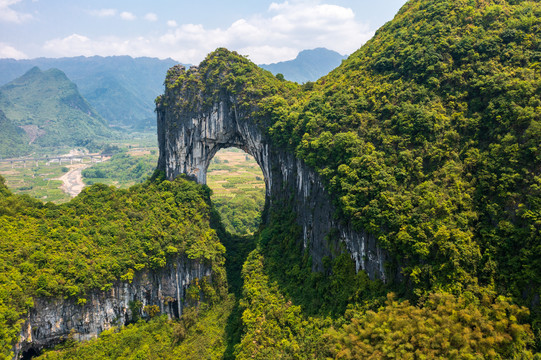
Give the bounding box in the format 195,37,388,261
0,174,226,359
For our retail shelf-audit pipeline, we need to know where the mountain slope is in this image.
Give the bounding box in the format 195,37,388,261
0,175,227,359
263,0,541,307
0,56,178,129
253,0,541,354
155,0,541,320
0,109,30,158
0,67,112,152
150,0,541,350
259,48,346,83
1,0,540,358
156,0,541,352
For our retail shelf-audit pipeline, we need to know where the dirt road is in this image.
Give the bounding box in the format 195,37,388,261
58,164,90,197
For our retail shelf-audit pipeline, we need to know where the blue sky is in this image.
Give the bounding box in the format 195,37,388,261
0,0,408,64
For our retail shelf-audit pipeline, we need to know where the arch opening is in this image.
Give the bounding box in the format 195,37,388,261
207,147,266,236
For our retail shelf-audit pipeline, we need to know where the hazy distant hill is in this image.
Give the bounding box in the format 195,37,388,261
0,67,112,155
259,48,347,83
0,52,341,129
0,56,178,130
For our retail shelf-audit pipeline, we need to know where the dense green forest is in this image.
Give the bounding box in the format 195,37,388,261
0,174,227,359
161,0,541,298
158,0,541,355
1,0,540,358
266,0,541,326
82,152,157,188
263,0,541,301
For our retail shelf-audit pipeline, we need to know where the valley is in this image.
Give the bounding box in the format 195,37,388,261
57,163,91,198
0,0,540,359
0,145,266,236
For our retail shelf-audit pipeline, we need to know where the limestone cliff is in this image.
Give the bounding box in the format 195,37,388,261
156,53,389,281
13,257,210,359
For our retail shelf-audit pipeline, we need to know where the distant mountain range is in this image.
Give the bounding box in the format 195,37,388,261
0,67,112,157
0,56,178,130
260,48,347,84
0,49,344,131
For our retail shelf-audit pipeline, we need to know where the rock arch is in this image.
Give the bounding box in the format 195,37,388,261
156,57,389,281
157,92,272,194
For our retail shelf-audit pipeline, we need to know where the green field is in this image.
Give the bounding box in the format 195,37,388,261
0,144,266,236
0,132,159,203
0,160,75,203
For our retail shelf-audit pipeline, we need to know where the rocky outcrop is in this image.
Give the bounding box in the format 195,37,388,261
13,257,210,359
157,63,389,281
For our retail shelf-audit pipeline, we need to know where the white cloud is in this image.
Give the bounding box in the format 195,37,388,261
120,11,136,21
144,12,157,22
40,1,373,64
90,8,117,17
157,1,371,63
0,0,33,23
43,33,160,59
0,42,27,59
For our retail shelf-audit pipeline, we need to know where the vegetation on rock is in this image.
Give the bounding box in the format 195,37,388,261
158,0,541,354
268,0,541,303
0,174,226,359
1,0,540,358
36,298,236,360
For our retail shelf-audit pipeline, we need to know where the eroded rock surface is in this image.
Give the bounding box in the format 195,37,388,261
14,257,210,358
156,62,388,280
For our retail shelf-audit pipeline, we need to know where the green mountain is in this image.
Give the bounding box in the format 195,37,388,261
0,67,112,154
0,109,30,158
0,56,178,130
1,0,540,359
158,0,541,356
285,0,541,301
260,47,346,83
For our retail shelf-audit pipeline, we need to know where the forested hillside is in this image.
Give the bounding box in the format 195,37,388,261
161,0,541,304
273,0,541,304
0,56,178,130
262,0,541,351
0,67,113,157
0,174,226,359
158,0,541,355
1,0,540,358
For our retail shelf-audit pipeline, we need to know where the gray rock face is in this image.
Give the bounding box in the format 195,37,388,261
13,257,210,359
157,64,389,280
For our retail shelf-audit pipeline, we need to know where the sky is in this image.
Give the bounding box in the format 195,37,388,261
0,0,408,64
